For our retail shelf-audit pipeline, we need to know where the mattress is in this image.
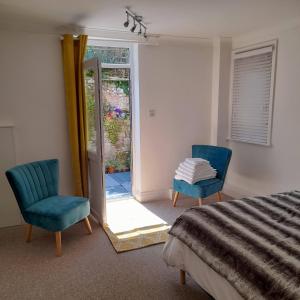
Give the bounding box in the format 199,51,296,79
163,235,243,300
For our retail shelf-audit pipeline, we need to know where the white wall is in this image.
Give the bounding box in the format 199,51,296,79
210,37,232,146
0,29,73,209
210,38,221,145
0,126,21,227
223,24,300,197
136,41,212,200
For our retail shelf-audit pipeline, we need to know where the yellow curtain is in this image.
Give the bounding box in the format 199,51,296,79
61,34,89,197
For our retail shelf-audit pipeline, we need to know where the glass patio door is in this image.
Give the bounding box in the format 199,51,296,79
84,57,106,225
101,67,132,200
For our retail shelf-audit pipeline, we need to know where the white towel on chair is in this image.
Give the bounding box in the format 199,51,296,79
174,157,216,184
174,174,216,185
176,168,216,179
185,158,209,165
181,159,211,170
178,163,216,175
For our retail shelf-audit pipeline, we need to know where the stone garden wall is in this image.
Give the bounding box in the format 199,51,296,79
102,80,131,173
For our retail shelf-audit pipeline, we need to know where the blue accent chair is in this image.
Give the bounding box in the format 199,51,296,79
6,159,92,256
173,145,232,207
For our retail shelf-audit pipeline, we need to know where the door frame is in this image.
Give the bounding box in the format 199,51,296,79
84,57,107,224
87,39,140,200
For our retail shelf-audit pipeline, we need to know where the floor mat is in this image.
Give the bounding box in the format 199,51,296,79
104,198,170,252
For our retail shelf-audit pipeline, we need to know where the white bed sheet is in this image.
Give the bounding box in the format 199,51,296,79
163,235,243,300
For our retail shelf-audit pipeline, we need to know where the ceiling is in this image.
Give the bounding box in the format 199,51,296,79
0,0,300,38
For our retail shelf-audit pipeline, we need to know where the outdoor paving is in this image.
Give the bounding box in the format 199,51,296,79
105,171,132,199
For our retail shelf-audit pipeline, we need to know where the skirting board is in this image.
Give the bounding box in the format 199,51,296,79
223,182,258,199
90,208,104,226
121,182,263,203
134,189,172,202
133,184,263,203
134,184,265,202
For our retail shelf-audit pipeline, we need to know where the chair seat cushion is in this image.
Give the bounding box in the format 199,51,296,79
173,178,223,198
25,196,90,232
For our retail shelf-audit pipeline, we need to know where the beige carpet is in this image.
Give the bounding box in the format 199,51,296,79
0,195,230,300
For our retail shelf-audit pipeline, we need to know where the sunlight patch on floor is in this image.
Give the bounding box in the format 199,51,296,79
106,197,168,233
105,197,170,252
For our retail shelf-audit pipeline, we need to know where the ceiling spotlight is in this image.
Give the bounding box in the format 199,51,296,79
131,20,137,32
124,8,148,39
123,12,129,27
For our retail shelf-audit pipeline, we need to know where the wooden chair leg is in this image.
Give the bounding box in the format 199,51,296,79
26,224,32,243
83,217,92,234
198,197,203,206
217,191,222,202
173,191,179,207
180,270,186,285
55,232,62,257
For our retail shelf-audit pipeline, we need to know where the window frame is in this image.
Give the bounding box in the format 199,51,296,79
228,40,278,146
87,40,133,101
87,39,132,68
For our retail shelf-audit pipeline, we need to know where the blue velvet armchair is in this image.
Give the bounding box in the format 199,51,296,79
6,159,92,256
173,145,232,207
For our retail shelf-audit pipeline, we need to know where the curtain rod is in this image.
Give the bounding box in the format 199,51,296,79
60,34,81,40
60,34,159,45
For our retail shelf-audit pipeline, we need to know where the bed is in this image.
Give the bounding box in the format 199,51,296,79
163,191,300,300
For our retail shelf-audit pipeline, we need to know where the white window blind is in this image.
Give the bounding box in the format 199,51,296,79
230,43,276,146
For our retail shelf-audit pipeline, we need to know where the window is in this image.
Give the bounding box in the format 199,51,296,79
85,46,130,64
230,41,277,146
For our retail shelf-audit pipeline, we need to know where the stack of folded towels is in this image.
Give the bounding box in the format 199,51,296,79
174,158,217,184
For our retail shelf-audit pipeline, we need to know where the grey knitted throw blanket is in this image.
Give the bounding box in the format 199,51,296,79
169,191,300,300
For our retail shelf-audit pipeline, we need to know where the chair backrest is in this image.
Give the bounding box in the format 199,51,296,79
6,159,59,214
192,145,232,182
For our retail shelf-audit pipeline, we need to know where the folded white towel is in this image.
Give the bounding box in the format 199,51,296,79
176,168,216,179
175,175,216,184
174,157,216,184
185,158,209,165
178,163,216,174
176,164,216,176
175,174,216,185
183,161,210,170
185,157,208,163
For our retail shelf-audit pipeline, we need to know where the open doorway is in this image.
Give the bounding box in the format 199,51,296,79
84,41,170,252
85,41,133,201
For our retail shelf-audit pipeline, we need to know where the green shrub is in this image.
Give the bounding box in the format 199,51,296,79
104,118,122,145
116,151,131,170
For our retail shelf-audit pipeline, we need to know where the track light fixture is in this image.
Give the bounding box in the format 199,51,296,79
123,8,148,39
123,12,129,27
131,20,137,32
